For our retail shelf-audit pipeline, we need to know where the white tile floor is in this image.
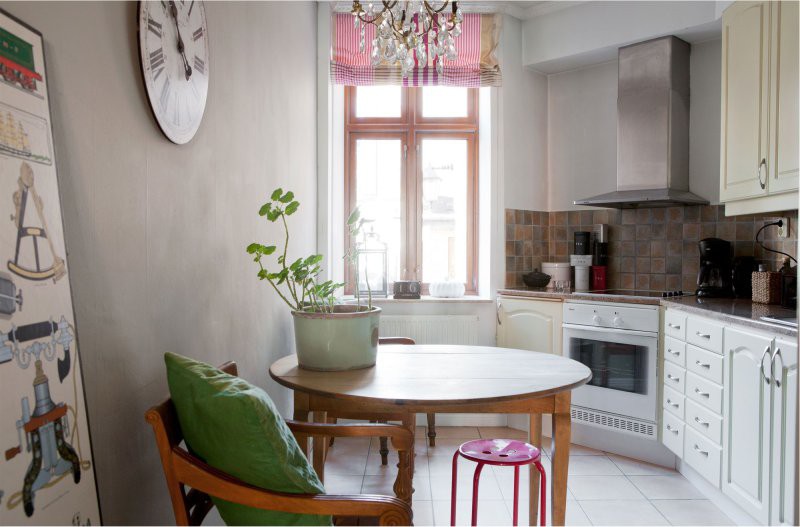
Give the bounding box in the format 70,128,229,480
322,426,736,526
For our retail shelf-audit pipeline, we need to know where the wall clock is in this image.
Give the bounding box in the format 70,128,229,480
138,0,209,144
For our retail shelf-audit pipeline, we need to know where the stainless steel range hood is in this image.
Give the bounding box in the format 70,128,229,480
574,36,709,209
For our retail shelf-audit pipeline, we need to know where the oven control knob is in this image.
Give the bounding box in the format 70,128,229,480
613,316,623,327
592,315,601,324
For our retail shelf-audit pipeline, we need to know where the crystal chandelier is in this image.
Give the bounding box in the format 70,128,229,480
351,1,463,77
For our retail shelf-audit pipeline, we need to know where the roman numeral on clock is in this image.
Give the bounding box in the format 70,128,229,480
150,47,165,71
192,27,204,41
160,77,171,111
147,16,162,38
193,56,205,75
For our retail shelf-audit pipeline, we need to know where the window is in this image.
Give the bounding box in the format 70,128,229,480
345,86,479,294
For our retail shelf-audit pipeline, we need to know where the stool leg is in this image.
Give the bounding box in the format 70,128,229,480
535,461,547,526
471,462,484,527
451,452,459,526
512,465,520,526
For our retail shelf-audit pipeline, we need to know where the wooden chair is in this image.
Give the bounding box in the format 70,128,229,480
327,337,438,466
145,361,413,526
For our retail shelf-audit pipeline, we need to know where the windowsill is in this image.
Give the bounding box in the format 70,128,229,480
341,295,494,304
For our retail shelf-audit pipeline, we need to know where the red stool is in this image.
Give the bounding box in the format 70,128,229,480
451,439,546,526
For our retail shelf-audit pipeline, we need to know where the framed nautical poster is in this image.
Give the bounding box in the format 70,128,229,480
0,9,101,525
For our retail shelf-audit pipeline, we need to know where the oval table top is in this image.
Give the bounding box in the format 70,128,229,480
269,345,592,406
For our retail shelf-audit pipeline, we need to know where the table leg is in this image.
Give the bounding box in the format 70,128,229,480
551,392,572,526
293,392,310,458
528,413,543,526
393,413,415,504
312,410,327,485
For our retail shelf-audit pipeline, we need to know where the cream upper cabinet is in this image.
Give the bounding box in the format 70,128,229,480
721,1,799,214
768,0,799,194
496,296,562,355
720,1,771,202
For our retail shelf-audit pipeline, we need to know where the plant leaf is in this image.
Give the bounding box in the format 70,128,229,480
285,201,300,215
279,191,295,203
271,188,283,201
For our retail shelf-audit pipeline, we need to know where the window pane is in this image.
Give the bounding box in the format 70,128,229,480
420,138,468,283
421,87,468,118
356,86,402,118
355,138,402,286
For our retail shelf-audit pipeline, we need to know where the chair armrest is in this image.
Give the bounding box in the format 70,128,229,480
172,448,412,525
285,420,413,451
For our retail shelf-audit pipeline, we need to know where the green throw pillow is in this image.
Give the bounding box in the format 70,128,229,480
164,352,330,526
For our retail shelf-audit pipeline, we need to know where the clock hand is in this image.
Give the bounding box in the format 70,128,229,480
168,0,193,80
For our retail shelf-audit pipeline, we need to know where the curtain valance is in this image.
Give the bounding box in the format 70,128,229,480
330,12,502,87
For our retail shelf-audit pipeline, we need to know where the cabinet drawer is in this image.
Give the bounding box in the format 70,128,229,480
686,345,724,384
686,317,723,353
663,361,686,393
663,384,685,419
662,410,684,457
686,399,723,445
686,372,723,414
664,337,686,367
684,427,722,488
664,310,687,341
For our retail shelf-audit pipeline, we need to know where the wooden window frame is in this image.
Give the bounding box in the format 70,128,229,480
344,86,479,295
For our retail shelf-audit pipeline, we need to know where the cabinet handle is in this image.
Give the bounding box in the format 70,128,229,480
693,444,709,456
694,416,710,427
760,346,772,385
667,323,681,329
666,399,679,408
757,158,767,189
694,387,710,398
667,374,680,382
666,425,679,434
771,348,783,388
695,360,711,369
695,331,711,339
496,302,502,326
667,348,680,356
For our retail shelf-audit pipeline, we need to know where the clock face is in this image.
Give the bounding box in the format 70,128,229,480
138,0,209,144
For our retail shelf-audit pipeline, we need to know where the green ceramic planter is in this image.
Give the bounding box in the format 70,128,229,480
292,305,381,371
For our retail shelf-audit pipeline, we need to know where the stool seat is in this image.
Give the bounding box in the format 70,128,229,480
458,439,541,466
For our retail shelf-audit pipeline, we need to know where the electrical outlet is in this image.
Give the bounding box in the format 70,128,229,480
777,217,790,238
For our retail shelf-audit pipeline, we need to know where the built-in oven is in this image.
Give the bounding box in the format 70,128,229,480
563,301,659,429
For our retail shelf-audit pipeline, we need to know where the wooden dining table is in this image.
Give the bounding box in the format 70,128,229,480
270,344,592,526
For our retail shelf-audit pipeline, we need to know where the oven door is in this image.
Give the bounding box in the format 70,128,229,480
562,323,658,422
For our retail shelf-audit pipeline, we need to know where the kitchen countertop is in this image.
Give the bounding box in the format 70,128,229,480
499,288,797,337
662,296,798,337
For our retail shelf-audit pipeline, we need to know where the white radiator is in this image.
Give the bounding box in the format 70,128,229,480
379,315,479,345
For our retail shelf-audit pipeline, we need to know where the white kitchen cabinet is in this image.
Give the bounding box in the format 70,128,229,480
496,296,562,355
768,0,799,194
720,1,771,202
720,1,799,214
770,337,797,526
722,327,772,524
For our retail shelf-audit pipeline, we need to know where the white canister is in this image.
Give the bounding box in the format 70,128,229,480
574,265,590,291
542,262,571,289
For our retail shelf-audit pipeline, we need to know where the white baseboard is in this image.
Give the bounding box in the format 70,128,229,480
676,460,757,526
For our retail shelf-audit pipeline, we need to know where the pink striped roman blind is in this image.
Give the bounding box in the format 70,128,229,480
330,12,502,87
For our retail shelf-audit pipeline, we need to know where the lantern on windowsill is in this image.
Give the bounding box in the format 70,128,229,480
357,228,388,298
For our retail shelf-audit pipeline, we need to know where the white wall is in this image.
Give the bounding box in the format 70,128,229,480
546,38,723,211
499,15,549,211
2,2,318,524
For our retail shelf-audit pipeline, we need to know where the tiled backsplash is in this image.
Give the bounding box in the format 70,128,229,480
505,205,798,290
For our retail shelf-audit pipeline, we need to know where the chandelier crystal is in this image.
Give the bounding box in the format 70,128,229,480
351,1,463,78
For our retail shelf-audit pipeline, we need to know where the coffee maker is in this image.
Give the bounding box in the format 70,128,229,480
696,238,733,298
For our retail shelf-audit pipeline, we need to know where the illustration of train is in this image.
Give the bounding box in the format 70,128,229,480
0,27,42,93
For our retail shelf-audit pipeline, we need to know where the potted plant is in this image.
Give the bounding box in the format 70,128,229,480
247,188,381,371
